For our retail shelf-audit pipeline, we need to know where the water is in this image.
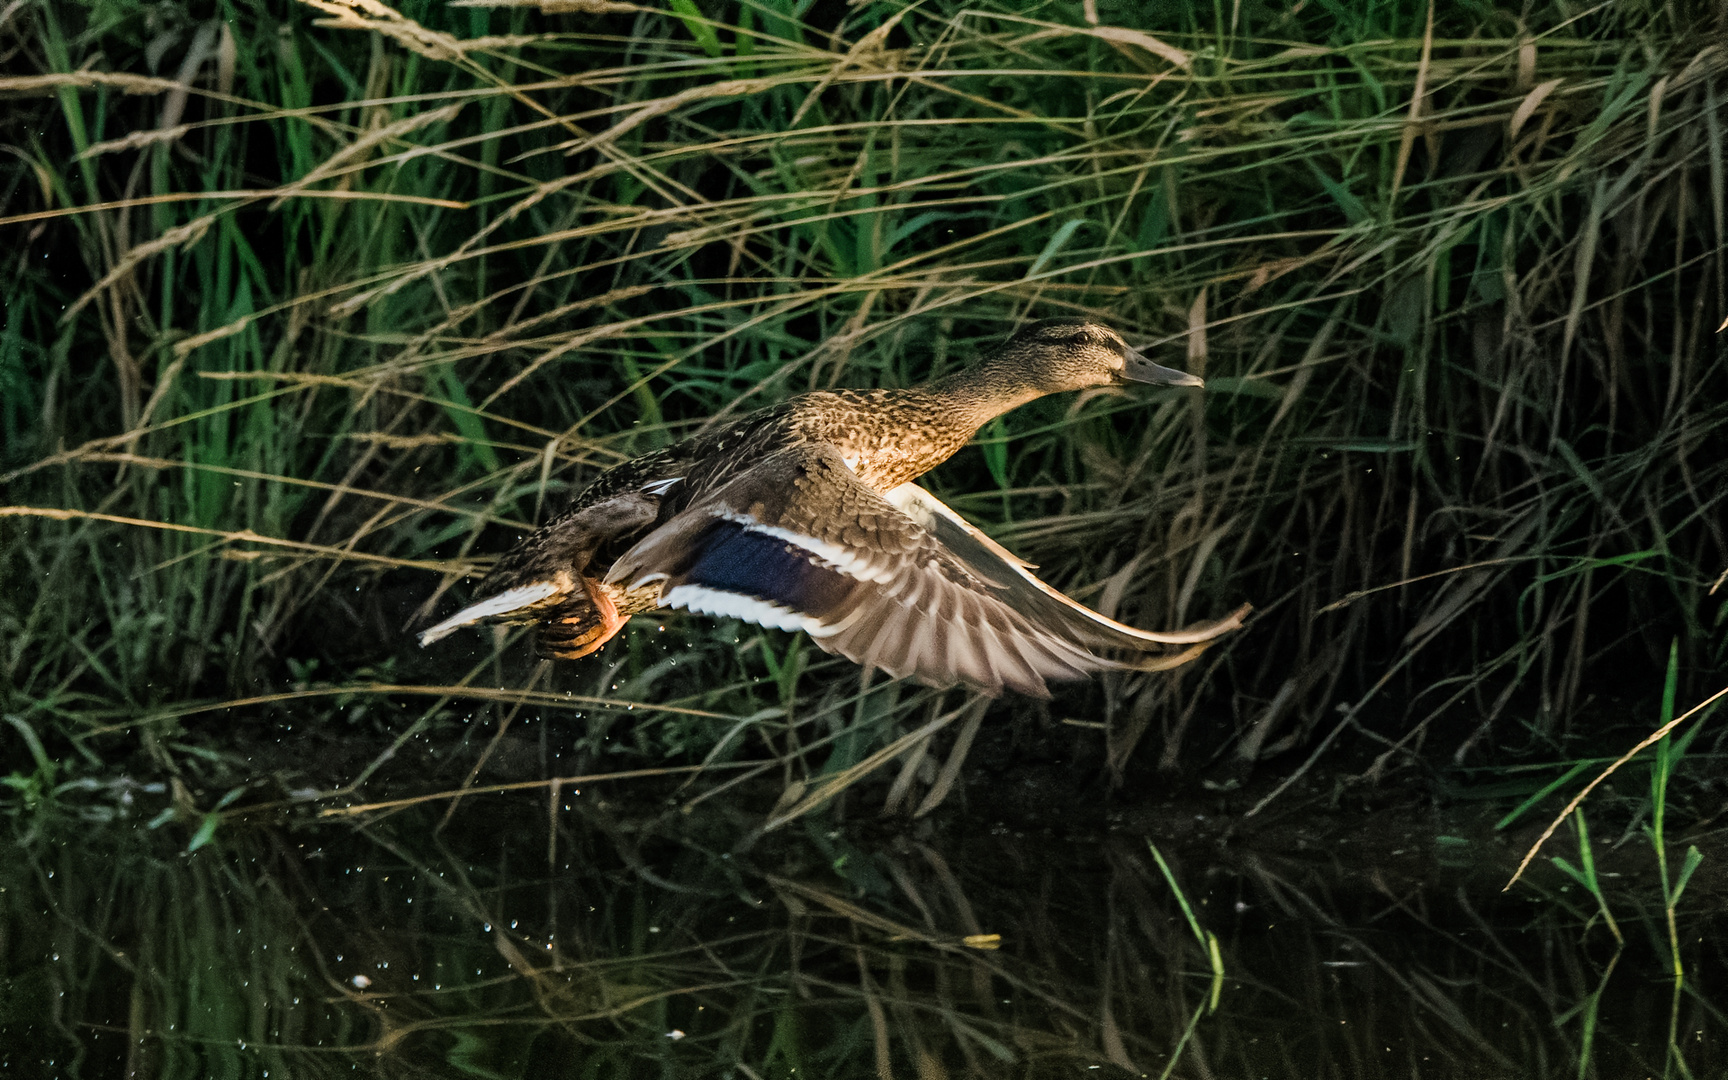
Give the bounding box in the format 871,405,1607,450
3,772,1721,1079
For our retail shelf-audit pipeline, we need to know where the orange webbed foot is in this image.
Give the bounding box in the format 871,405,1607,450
540,576,631,660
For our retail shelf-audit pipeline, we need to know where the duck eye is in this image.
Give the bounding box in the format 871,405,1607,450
1067,332,1088,347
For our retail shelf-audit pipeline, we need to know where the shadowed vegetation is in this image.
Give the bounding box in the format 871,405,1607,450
1,0,1725,835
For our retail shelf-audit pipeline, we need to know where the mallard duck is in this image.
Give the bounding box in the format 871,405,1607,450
419,318,1249,697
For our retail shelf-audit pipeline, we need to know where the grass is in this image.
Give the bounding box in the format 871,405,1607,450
1,0,1725,829
1146,838,1224,1078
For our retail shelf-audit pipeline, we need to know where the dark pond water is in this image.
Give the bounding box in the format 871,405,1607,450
3,762,1723,1080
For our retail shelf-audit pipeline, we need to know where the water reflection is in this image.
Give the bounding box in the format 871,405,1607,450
3,788,1721,1078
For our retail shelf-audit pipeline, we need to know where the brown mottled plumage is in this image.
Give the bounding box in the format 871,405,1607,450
419,318,1250,697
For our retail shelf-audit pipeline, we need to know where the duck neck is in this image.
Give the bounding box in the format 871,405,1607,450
826,352,1052,491
920,353,1046,437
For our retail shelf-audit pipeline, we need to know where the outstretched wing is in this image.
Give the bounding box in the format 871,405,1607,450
882,482,1250,652
605,445,1241,697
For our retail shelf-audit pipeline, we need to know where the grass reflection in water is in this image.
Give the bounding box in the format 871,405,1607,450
4,784,1722,1080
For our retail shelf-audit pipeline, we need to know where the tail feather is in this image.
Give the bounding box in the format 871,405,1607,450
417,580,566,646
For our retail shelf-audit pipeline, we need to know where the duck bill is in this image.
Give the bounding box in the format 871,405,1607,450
1122,349,1204,388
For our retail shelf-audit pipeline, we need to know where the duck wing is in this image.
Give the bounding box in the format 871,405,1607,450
604,444,1238,697
882,482,1250,650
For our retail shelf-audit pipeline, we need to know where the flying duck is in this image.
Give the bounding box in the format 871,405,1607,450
419,318,1249,697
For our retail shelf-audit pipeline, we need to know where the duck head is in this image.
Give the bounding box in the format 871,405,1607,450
998,317,1203,393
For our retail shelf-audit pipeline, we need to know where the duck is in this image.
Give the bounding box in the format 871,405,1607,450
418,318,1249,697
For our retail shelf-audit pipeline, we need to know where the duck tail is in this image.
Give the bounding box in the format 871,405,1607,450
417,578,570,646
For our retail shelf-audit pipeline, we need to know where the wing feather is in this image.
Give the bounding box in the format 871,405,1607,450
884,482,1250,648
604,446,1241,696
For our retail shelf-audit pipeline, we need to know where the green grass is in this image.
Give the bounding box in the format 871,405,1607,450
1,0,1725,822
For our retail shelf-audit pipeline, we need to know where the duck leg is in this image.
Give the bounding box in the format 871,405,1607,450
538,576,631,660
